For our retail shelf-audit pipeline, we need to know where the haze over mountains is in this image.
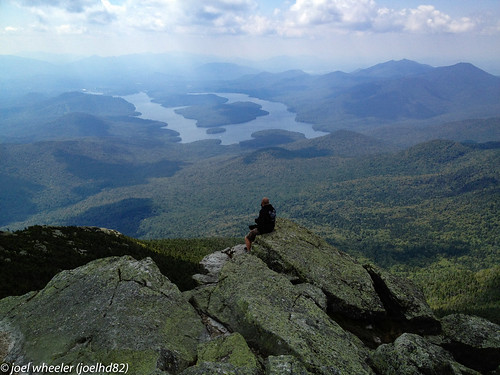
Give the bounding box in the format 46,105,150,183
1,55,500,141
1,53,499,324
1,54,499,231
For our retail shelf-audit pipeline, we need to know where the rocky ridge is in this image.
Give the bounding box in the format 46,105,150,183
1,219,499,374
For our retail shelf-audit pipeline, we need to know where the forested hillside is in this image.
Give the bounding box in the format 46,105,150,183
218,61,500,134
1,56,499,324
0,226,240,299
1,129,498,321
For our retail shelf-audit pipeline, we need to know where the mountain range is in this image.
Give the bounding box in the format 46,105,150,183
2,56,499,145
0,54,499,325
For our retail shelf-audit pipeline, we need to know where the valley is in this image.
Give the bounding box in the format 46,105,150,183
0,55,499,323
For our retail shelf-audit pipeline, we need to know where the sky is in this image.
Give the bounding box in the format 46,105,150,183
1,0,500,72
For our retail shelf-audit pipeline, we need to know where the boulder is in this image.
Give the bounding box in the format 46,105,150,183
180,333,259,375
363,263,440,333
372,333,481,375
265,355,311,375
252,219,385,319
192,245,247,285
438,314,500,373
194,253,374,375
252,219,440,343
0,256,208,375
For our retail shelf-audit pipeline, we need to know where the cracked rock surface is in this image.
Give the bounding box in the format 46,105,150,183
252,219,386,320
192,254,374,375
372,333,482,375
1,219,498,375
0,256,207,374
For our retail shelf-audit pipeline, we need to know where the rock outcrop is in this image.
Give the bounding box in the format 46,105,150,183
432,314,500,373
251,220,386,320
191,254,374,374
252,219,441,345
372,333,482,375
0,256,208,374
1,218,499,375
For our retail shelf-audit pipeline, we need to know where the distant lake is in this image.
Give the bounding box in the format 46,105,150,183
122,92,328,145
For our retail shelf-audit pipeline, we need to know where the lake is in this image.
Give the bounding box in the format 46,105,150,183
122,92,328,145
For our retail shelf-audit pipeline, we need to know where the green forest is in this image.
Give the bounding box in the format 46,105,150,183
1,135,499,323
1,61,499,326
174,101,269,127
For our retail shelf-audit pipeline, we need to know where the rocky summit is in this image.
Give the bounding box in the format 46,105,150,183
1,218,499,374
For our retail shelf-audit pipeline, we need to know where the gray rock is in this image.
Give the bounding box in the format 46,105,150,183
372,333,481,375
252,219,385,320
439,314,500,373
252,219,440,345
202,254,374,375
364,263,440,333
0,256,207,375
180,332,259,375
293,283,328,312
265,355,311,375
193,245,247,285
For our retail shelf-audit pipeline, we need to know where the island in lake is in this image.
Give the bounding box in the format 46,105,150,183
174,101,269,128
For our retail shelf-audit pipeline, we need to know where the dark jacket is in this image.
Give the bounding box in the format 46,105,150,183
255,204,276,234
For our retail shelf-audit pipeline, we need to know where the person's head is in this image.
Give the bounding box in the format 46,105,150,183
261,197,270,206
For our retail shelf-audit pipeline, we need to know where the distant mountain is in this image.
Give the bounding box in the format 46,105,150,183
284,129,399,157
0,92,137,142
42,92,136,116
352,59,433,78
42,112,110,139
192,62,260,81
1,56,499,148
0,55,58,79
239,60,500,131
225,69,312,96
2,55,499,136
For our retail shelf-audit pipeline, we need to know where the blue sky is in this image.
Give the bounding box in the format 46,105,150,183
1,0,499,72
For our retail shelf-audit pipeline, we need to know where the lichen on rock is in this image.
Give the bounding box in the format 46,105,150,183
252,218,385,320
265,355,310,375
0,256,207,375
180,332,260,375
372,333,481,375
437,314,500,373
201,254,374,375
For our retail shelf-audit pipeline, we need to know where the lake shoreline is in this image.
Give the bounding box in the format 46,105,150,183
122,92,328,145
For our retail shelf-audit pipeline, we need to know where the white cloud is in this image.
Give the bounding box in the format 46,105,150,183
400,5,476,33
6,0,498,38
287,0,376,28
4,26,19,32
56,24,88,34
107,0,259,34
241,14,277,35
18,0,99,13
278,1,481,36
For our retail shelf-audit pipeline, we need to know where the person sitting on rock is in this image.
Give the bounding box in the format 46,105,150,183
245,197,276,252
